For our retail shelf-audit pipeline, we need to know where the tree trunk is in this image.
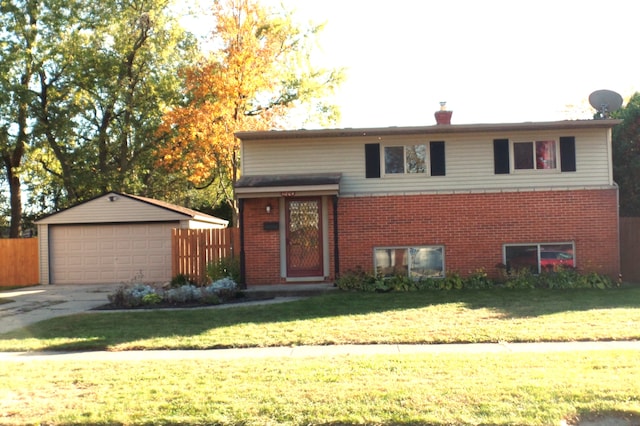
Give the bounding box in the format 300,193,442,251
2,149,23,238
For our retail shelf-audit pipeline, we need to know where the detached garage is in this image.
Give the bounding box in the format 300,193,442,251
35,192,228,285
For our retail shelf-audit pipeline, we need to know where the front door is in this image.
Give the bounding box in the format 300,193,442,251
285,197,323,277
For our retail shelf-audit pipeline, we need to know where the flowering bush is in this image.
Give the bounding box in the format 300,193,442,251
164,284,201,304
107,278,240,308
108,284,159,308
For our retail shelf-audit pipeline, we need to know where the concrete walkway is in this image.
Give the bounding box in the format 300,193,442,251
2,341,640,362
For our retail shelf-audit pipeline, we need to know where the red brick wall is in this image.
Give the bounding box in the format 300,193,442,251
243,197,282,285
242,189,620,284
338,188,619,279
242,196,337,285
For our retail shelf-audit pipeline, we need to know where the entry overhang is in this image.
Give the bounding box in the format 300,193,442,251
235,173,342,199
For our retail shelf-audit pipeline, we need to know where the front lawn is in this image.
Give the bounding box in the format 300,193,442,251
2,287,640,425
1,287,639,352
2,351,639,425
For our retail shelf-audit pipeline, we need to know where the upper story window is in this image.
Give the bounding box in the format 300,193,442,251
494,136,576,175
365,141,445,178
513,140,557,171
384,145,427,174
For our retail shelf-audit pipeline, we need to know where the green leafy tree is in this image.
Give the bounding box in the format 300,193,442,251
1,0,195,231
612,92,640,216
32,0,195,207
0,0,42,237
156,0,344,225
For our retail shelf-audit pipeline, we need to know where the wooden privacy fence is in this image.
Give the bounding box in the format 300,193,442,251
620,217,640,283
0,238,39,287
172,228,239,284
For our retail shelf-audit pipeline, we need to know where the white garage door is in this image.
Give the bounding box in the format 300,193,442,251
49,223,175,284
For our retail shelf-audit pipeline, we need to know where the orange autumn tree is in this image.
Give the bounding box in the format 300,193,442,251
156,0,343,225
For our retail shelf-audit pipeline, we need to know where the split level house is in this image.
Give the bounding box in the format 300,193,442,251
234,113,621,286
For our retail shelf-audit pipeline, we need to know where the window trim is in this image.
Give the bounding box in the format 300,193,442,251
494,136,576,175
378,141,446,178
503,242,575,274
383,144,428,176
374,245,445,279
510,140,560,173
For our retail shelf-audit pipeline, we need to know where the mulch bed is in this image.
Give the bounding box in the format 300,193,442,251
92,294,275,311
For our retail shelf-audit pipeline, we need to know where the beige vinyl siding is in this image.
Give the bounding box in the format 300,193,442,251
241,128,613,196
37,194,190,225
37,224,49,285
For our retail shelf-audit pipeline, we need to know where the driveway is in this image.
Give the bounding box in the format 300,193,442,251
0,284,115,334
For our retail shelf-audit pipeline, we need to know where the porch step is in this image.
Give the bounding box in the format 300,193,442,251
243,283,338,298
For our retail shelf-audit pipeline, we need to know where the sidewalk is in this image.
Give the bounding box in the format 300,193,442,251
2,341,640,362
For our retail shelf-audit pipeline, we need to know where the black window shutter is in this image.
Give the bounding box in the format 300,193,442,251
493,139,510,174
364,143,381,178
430,141,446,176
560,136,576,172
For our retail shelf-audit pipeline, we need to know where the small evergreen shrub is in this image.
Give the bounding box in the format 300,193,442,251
107,284,159,308
170,273,194,288
336,267,615,292
207,256,241,282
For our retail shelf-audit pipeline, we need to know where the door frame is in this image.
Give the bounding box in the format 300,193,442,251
280,196,329,281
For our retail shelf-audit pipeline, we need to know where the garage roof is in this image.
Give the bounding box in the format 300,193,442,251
35,192,228,227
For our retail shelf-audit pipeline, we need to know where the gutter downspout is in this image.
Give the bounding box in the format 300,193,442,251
238,199,246,289
333,195,339,281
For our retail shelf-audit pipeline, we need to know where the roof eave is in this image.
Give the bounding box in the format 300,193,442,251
235,119,623,141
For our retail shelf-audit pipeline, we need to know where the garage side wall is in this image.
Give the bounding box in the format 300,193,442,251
37,224,51,285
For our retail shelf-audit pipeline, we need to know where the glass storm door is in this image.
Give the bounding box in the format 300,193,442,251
285,198,323,277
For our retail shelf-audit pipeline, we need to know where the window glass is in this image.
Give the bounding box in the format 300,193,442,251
384,144,427,174
505,245,538,272
410,247,444,278
540,243,573,271
505,243,574,273
384,146,404,174
375,248,408,277
513,142,534,170
405,145,427,173
535,141,557,169
514,141,557,170
375,246,444,279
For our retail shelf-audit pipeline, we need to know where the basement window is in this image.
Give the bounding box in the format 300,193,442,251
375,246,444,279
504,243,574,274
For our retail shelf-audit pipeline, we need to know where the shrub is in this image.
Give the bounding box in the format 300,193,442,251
336,267,615,292
108,284,160,308
164,284,201,304
106,278,242,308
207,256,241,283
170,273,194,288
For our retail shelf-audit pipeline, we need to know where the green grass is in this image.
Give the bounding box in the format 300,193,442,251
1,287,639,352
2,287,640,425
2,351,639,425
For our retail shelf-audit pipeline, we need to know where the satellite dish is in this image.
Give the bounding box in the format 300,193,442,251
589,89,623,119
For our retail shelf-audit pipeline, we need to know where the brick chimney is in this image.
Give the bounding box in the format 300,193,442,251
434,102,452,125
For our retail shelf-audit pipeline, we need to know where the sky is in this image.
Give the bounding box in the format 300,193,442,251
259,0,639,129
